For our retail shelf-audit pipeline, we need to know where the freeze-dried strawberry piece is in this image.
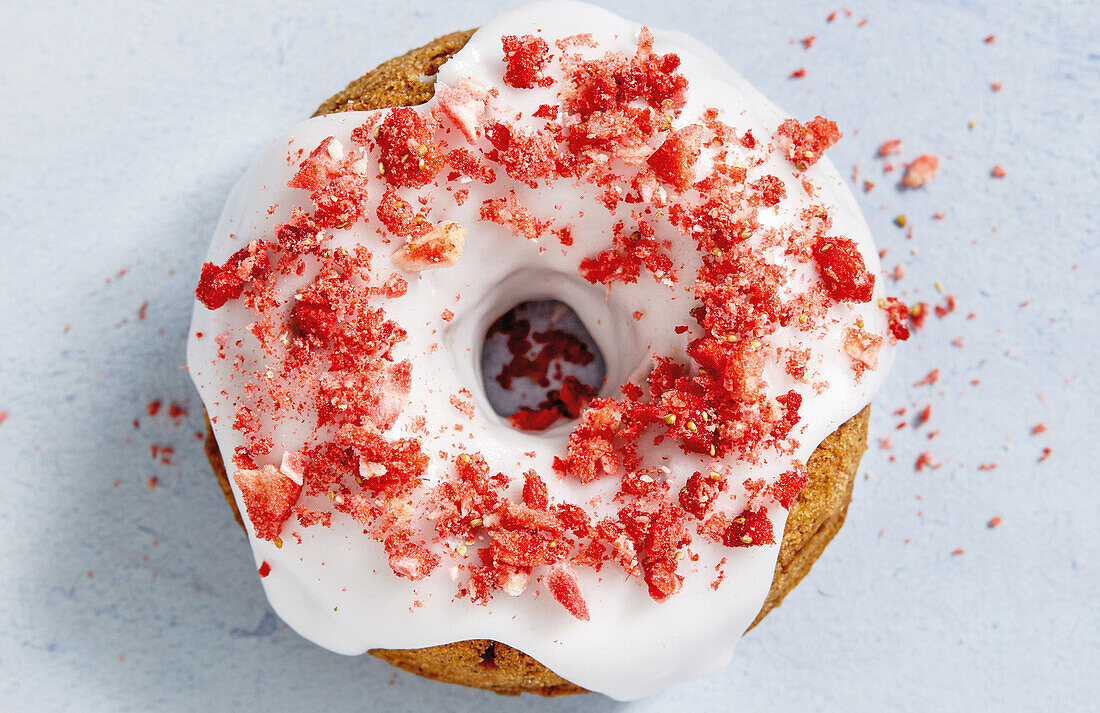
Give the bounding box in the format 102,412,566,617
877,139,902,157
479,191,548,240
882,296,912,340
502,34,554,89
291,504,332,528
812,236,875,303
523,470,550,510
385,537,440,580
647,124,704,190
376,185,429,239
195,242,271,310
287,136,345,191
376,107,444,188
641,503,691,600
392,221,467,271
435,79,490,142
722,507,775,547
556,399,623,483
546,562,590,621
751,174,787,207
679,471,727,519
275,210,325,254
843,327,883,377
564,28,686,117
486,121,560,187
490,529,563,567
233,464,302,541
768,468,808,509
318,361,411,431
579,221,675,286
775,116,841,169
445,148,496,184
902,154,939,188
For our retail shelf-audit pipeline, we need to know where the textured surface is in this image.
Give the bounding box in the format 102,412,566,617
1,1,1097,711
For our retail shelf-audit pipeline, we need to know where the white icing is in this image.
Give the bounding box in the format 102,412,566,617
187,1,894,699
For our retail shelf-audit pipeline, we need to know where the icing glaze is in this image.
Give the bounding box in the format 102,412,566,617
187,1,896,699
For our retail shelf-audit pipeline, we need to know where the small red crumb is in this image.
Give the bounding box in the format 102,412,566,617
918,405,931,425
790,67,806,79
1038,447,1052,462
863,180,875,192
991,165,1007,178
987,516,1002,528
978,462,998,471
877,139,902,157
257,561,272,577
984,34,996,43
168,402,188,419
902,155,939,188
990,82,1003,92
915,369,941,387
951,336,965,348
147,476,159,489
1031,423,1047,435
138,301,148,320
914,451,940,471
801,35,816,49
146,400,162,417
951,548,965,556
441,309,455,322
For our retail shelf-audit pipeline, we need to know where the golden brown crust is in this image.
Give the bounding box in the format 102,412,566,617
203,30,871,697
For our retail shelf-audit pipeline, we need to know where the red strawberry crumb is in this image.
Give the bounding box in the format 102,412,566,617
978,462,998,471
374,107,444,188
790,67,806,79
801,35,816,49
0,410,8,426
987,516,1002,528
1031,423,1047,435
918,405,931,425
258,561,272,577
147,400,162,417
1038,447,1052,462
775,116,841,169
812,236,875,303
991,165,1007,178
915,451,940,471
990,82,1003,92
501,35,553,89
984,34,996,43
902,155,939,188
647,125,705,191
877,139,902,157
546,563,590,620
722,507,775,548
915,369,940,386
951,548,964,556
148,476,158,489
233,465,302,542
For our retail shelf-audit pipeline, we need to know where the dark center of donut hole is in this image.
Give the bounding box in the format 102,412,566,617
481,299,606,431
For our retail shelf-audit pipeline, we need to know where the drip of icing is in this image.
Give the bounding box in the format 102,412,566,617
187,1,895,699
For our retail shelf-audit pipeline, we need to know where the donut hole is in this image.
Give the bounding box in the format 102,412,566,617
480,300,607,431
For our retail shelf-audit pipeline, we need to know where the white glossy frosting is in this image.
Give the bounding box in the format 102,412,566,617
187,1,894,699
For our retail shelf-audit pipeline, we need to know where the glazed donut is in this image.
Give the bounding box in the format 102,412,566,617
188,1,909,699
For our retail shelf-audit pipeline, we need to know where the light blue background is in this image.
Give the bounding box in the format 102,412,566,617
1,1,1096,710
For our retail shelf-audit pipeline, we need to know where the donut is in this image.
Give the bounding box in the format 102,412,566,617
188,1,910,699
